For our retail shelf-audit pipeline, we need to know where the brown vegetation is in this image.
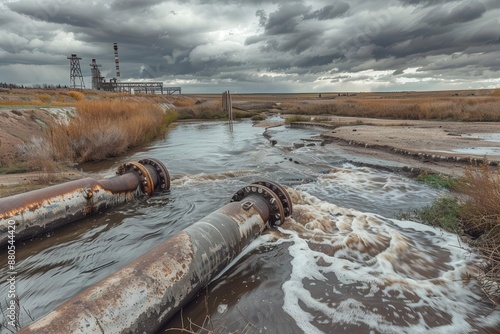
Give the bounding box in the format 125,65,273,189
48,100,176,162
176,100,227,120
280,96,500,121
67,91,85,101
458,165,500,303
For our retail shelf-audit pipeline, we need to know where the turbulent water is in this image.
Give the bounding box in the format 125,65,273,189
1,120,498,333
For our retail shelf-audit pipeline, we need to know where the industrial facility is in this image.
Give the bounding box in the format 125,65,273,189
68,43,181,94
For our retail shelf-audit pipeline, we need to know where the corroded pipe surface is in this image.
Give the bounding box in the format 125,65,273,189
17,181,292,334
0,158,169,247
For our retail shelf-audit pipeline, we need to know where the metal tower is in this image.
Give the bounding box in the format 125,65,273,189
89,58,102,90
113,43,121,82
67,54,85,90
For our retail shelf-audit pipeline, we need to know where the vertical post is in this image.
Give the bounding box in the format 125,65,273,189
222,91,227,113
222,91,233,122
228,90,233,122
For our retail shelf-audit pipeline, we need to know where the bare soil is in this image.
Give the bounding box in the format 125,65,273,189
296,117,500,176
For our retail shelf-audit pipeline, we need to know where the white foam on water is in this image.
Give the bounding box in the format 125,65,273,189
279,188,500,333
171,170,256,188
296,165,443,216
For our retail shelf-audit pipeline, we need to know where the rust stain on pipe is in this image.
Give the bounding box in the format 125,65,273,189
20,232,194,334
0,159,169,247
17,181,291,334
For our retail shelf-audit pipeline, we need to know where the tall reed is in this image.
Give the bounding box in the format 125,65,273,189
51,100,173,162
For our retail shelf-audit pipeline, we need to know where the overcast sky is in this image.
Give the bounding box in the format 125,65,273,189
0,0,499,93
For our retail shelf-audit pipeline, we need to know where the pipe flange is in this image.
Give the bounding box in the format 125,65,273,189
251,180,293,218
117,162,154,197
231,184,285,226
139,158,170,192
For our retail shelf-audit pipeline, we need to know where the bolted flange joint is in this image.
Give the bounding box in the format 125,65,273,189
117,162,154,197
231,180,293,226
251,180,292,219
116,158,170,197
139,158,170,193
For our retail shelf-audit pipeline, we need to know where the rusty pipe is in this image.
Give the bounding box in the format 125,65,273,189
0,158,169,247
17,180,292,334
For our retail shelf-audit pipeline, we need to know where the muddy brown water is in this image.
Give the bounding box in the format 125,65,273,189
1,120,498,333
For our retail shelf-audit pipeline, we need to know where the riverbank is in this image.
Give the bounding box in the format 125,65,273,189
288,117,500,177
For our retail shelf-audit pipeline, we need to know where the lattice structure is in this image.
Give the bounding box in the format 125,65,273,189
67,54,85,90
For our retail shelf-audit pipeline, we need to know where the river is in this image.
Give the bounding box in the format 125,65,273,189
1,119,498,333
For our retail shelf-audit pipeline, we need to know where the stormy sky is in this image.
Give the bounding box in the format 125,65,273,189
0,0,499,93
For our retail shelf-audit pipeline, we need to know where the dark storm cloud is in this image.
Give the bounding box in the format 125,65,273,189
426,0,487,26
399,0,461,6
334,0,499,63
7,1,104,28
256,9,267,27
260,28,324,54
292,54,344,68
304,2,350,20
110,0,167,11
1,0,500,92
264,2,311,35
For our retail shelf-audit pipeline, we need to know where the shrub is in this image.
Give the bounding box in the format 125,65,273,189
67,91,84,101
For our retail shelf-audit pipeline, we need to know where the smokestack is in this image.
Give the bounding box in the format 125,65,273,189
113,42,121,82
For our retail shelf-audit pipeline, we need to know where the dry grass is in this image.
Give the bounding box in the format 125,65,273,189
458,164,500,303
50,100,173,162
36,94,51,103
67,91,84,101
176,100,227,120
172,98,197,107
279,96,500,121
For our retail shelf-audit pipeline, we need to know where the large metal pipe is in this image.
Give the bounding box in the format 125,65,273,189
0,158,169,247
17,180,292,334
